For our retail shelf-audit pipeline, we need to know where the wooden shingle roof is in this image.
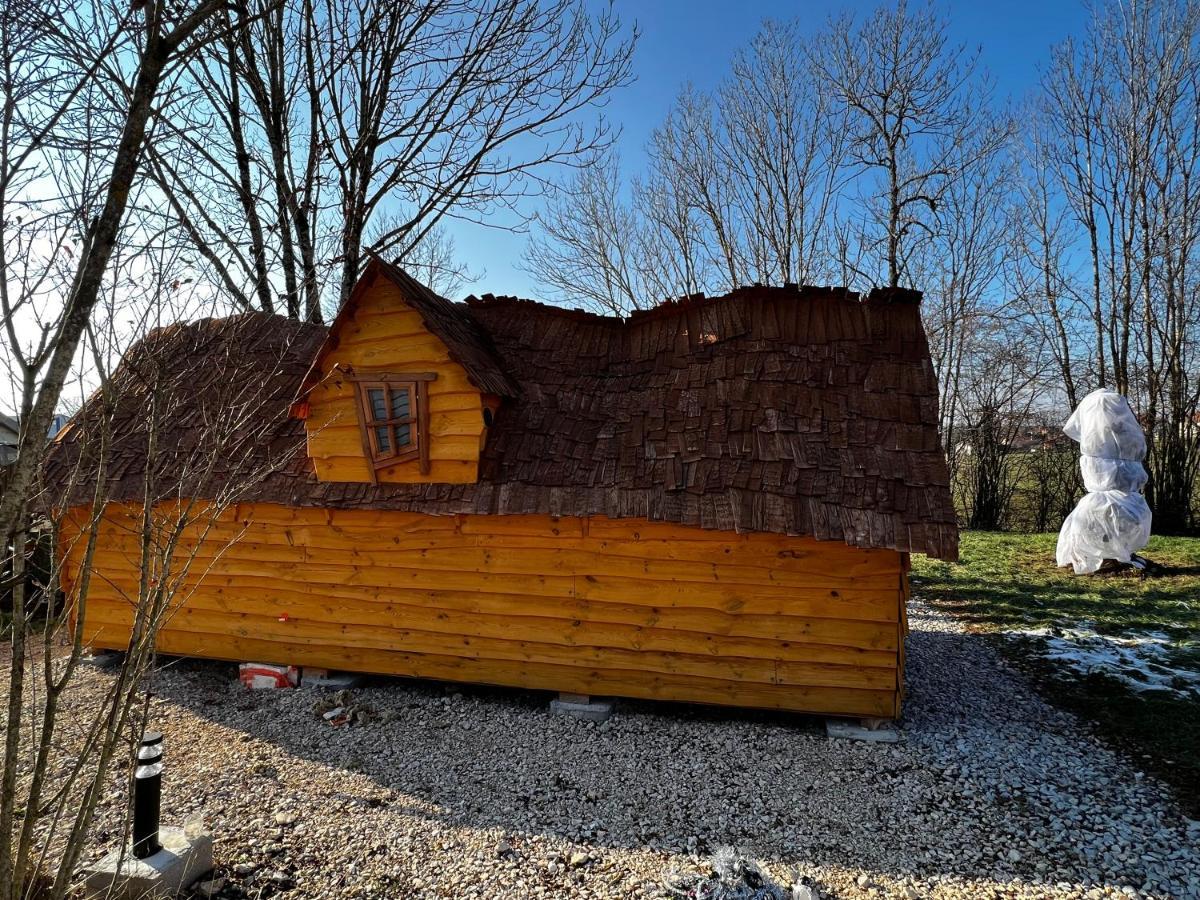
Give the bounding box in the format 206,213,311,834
47,273,958,560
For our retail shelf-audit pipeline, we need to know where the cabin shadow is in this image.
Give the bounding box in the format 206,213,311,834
137,625,1179,893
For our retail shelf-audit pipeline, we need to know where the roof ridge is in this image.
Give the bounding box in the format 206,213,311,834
627,284,867,325
132,309,323,349
465,283,914,327
465,293,622,326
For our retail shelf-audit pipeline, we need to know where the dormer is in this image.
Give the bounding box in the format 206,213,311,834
293,257,517,484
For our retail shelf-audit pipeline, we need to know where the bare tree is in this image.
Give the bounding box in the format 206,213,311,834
0,2,277,894
142,0,634,320
1010,120,1085,412
1041,0,1200,532
0,0,251,617
719,19,849,287
374,221,482,299
955,320,1052,531
143,0,331,321
2,298,303,896
912,111,1014,485
523,154,652,313
814,0,998,289
1042,33,1110,388
526,17,848,313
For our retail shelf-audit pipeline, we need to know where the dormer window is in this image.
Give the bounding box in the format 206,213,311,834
351,372,436,479
361,381,416,457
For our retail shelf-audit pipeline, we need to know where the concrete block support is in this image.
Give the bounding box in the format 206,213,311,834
301,667,365,689
81,826,213,899
80,650,123,669
825,718,900,744
549,693,613,723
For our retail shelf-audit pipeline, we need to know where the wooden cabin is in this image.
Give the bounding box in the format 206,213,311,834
51,258,957,719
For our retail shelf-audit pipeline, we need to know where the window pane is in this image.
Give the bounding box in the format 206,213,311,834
395,423,411,447
374,426,391,453
367,388,387,421
390,387,411,419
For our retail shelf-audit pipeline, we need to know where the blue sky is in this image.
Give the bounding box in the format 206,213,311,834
444,0,1092,300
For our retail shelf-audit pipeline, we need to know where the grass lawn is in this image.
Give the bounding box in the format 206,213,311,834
912,531,1200,817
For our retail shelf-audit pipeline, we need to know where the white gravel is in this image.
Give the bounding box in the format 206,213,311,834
68,601,1199,899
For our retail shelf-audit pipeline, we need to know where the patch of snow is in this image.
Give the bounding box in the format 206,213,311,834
1008,625,1200,698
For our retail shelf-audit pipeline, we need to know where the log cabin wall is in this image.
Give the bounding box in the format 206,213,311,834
62,503,908,718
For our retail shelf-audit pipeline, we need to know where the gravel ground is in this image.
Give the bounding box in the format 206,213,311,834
71,600,1199,900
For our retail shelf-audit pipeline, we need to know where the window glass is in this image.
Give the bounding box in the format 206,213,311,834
374,426,391,453
368,388,387,421
358,379,422,466
390,388,411,419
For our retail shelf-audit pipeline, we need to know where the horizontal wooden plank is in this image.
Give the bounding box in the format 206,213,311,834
87,549,898,623
112,531,905,595
85,580,899,657
341,306,427,334
337,328,453,355
322,347,477,387
352,282,418,316
308,432,483,462
88,578,900,651
311,456,478,484
311,389,483,420
319,539,891,581
81,624,898,717
173,520,900,578
224,506,463,531
87,604,896,691
337,334,453,360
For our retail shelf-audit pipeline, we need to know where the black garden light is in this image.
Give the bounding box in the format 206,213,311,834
132,730,164,859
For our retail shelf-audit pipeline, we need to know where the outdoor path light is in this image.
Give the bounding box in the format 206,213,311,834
133,730,163,859
80,726,214,897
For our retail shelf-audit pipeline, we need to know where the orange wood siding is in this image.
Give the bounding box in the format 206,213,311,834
61,504,907,718
304,282,487,484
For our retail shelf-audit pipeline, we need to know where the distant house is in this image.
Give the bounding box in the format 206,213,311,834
954,414,1074,458
1011,423,1074,454
0,412,19,465
50,258,957,720
1,411,73,466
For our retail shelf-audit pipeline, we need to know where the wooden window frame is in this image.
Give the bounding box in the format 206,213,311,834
349,372,436,480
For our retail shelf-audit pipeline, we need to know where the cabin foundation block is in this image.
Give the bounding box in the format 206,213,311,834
825,718,900,743
301,667,365,690
550,693,613,722
80,650,123,669
81,826,212,899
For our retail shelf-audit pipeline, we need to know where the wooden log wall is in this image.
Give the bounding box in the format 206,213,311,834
62,504,908,717
304,279,487,484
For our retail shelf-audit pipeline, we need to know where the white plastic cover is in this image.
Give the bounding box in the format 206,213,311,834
1056,491,1152,574
1080,456,1149,493
1056,389,1152,575
1062,389,1146,461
